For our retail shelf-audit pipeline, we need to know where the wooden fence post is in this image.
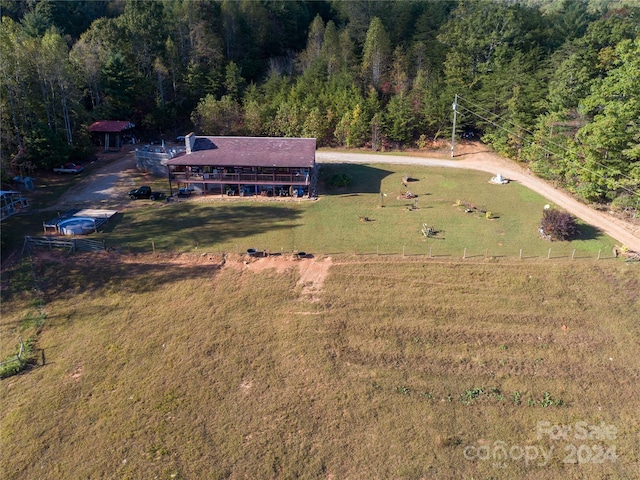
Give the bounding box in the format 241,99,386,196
152,241,155,254
597,249,601,260
463,248,466,259
519,248,523,260
572,249,576,260
548,248,551,260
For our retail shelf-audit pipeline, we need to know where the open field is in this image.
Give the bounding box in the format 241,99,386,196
1,251,639,479
88,163,617,259
1,155,637,478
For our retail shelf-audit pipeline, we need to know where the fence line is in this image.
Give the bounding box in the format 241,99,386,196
0,337,25,369
23,235,636,262
23,236,105,255
178,244,625,262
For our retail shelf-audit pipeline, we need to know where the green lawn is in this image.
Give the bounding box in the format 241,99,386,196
95,163,616,259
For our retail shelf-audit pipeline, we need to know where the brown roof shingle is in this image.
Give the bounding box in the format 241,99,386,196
167,136,316,168
88,121,135,133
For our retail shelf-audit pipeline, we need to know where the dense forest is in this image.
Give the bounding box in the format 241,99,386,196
1,0,639,208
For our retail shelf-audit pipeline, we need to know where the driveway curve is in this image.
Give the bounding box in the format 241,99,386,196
317,148,640,252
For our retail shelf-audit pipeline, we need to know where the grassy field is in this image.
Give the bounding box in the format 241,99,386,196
92,163,616,259
1,252,638,479
1,159,635,478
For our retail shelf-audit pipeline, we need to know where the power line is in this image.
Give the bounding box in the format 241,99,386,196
458,94,639,187
457,94,640,188
454,95,640,199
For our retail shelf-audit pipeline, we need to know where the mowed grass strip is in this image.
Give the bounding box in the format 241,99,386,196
1,253,638,479
95,164,617,258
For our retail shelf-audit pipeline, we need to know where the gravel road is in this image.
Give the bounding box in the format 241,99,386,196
50,146,139,211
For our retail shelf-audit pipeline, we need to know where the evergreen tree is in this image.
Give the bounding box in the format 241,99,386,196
577,38,640,201
361,17,391,91
101,52,137,119
384,93,414,146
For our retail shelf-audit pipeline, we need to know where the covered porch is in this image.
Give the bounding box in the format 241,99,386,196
169,165,311,197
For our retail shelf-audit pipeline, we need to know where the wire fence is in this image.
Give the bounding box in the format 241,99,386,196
115,242,636,263
22,234,640,263
0,337,25,368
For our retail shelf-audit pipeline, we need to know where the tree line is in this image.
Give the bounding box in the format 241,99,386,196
1,0,639,208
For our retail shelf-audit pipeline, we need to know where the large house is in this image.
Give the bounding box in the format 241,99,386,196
166,135,317,197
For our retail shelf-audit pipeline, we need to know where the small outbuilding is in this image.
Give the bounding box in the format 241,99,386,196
88,121,135,152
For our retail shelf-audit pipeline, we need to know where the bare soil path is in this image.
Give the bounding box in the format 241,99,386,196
317,144,640,251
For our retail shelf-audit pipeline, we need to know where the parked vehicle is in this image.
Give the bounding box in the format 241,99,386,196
53,163,83,174
177,187,192,198
128,186,165,200
129,186,151,199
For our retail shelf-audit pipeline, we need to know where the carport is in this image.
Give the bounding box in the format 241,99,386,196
88,120,135,152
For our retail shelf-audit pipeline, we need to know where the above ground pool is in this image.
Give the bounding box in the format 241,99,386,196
57,217,97,236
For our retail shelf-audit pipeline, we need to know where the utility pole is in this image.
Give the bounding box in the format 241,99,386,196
451,94,458,158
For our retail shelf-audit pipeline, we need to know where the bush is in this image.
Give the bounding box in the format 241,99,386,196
540,208,578,241
327,173,352,188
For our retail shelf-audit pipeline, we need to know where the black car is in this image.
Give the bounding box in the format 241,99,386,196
129,186,152,199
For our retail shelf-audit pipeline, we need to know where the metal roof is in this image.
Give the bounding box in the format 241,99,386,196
167,136,316,168
88,121,135,133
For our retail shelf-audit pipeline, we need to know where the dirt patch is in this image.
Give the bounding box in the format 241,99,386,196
297,256,332,300
69,366,83,382
223,254,332,300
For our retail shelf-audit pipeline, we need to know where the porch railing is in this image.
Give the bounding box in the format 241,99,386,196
171,171,310,185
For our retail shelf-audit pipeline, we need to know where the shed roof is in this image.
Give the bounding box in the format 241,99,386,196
88,121,135,133
167,137,316,168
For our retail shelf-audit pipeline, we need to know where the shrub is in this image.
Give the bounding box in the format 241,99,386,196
540,208,578,241
327,173,352,188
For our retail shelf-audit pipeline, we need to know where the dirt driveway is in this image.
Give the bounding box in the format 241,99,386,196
49,146,140,211
52,143,640,251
